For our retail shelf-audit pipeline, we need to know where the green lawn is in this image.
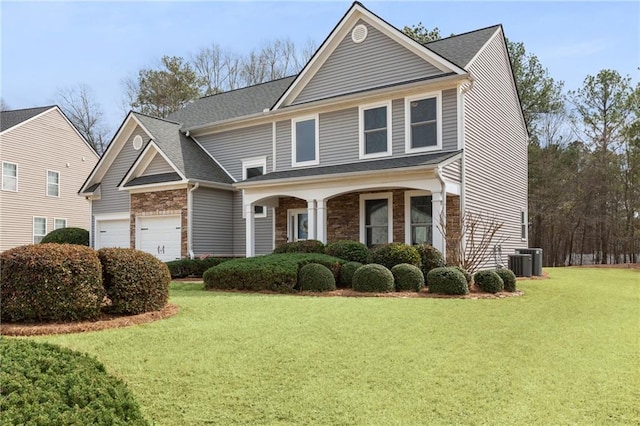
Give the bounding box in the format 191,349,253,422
33,268,639,425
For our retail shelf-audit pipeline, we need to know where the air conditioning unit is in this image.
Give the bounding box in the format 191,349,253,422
516,248,543,276
508,254,532,277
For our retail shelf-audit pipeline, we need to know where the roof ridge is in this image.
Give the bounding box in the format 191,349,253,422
195,75,297,101
1,105,56,114
425,24,501,45
132,110,182,126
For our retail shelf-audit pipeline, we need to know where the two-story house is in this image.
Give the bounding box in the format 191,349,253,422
0,106,99,251
80,2,528,264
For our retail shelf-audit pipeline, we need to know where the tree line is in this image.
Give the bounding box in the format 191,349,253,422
3,24,636,265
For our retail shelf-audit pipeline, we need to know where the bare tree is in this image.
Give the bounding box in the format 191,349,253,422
192,44,229,96
54,84,109,155
0,98,9,111
294,38,318,70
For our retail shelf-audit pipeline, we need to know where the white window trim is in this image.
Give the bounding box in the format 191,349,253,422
359,100,392,159
404,190,433,245
288,208,309,242
405,91,442,153
242,157,268,218
291,114,320,167
54,218,67,230
33,216,47,243
46,169,60,197
521,209,527,241
2,161,18,192
359,192,393,246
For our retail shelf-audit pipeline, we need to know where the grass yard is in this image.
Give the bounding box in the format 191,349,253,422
32,268,639,425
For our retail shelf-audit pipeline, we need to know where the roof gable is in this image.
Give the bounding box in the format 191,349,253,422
425,25,501,69
273,2,466,109
118,140,185,189
0,106,54,133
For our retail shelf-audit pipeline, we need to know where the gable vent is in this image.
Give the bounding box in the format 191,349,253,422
351,24,368,44
132,135,143,150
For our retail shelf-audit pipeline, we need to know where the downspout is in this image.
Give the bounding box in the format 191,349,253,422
187,182,199,259
434,167,447,258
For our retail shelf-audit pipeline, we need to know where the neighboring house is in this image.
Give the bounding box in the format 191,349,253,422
79,2,528,265
0,106,99,251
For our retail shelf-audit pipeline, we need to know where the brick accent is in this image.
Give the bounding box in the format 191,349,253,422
130,188,188,258
274,197,307,246
445,194,461,262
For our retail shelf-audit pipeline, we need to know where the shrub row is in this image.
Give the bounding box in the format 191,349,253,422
427,267,469,295
166,257,231,279
0,244,170,322
0,338,148,425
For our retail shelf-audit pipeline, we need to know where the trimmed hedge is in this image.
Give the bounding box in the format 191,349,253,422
166,257,231,278
415,244,445,283
273,240,325,254
0,244,104,322
325,240,369,263
474,270,504,294
391,263,425,292
298,263,336,292
203,253,344,293
0,338,148,425
427,267,469,295
495,268,517,292
453,266,472,285
369,243,421,270
339,261,363,288
352,263,395,293
41,227,90,246
98,248,170,315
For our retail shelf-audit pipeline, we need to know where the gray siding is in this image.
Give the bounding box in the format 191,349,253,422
318,107,358,164
192,186,234,256
441,158,461,182
0,108,98,251
442,89,458,151
93,127,149,217
275,120,291,171
198,124,272,180
294,20,444,104
391,99,405,155
231,191,273,256
143,153,174,175
463,31,528,268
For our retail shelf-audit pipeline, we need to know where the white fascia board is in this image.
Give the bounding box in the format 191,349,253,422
0,106,55,136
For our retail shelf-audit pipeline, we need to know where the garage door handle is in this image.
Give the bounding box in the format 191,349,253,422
141,227,149,231
100,230,107,233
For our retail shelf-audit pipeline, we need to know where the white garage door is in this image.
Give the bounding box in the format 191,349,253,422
137,215,181,262
96,219,130,249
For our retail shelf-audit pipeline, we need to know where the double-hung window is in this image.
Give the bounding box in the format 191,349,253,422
292,115,319,166
521,210,527,240
54,218,67,230
2,162,17,191
33,217,47,243
242,157,267,218
405,191,433,245
47,170,60,197
359,101,392,158
405,92,441,152
360,193,393,247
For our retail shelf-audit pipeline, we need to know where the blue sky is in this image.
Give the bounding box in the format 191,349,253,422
1,1,638,136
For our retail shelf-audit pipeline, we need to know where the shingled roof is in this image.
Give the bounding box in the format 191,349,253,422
0,106,54,132
425,25,500,69
132,112,234,184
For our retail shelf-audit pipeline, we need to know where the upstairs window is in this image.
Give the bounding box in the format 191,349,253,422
406,92,441,152
2,162,17,191
47,170,60,197
359,101,392,158
292,115,319,166
33,217,47,243
242,157,267,218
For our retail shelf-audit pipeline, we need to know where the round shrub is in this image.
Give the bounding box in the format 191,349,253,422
273,240,325,254
98,248,170,315
495,268,517,292
391,263,425,292
0,338,148,425
339,261,363,288
0,244,104,322
474,270,504,294
415,244,445,282
40,227,90,246
325,240,369,263
369,243,421,270
426,267,469,295
298,263,336,292
453,266,472,284
352,263,395,293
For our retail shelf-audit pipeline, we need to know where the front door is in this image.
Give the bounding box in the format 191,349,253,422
288,209,308,241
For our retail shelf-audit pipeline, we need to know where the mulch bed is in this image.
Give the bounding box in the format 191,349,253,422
1,304,179,337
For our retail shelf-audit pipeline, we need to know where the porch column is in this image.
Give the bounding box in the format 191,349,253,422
245,204,255,257
432,193,446,255
307,200,317,240
316,199,326,244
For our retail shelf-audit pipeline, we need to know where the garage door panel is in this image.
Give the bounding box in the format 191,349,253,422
137,216,181,262
97,219,129,249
